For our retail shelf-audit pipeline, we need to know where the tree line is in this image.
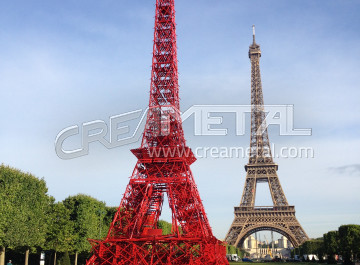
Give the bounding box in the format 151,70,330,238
4,164,359,265
0,165,172,265
293,224,360,265
226,244,247,258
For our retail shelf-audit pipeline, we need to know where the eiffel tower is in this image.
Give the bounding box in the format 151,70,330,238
225,26,309,248
86,1,227,264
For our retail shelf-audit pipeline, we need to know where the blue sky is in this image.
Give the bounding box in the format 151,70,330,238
1,0,360,240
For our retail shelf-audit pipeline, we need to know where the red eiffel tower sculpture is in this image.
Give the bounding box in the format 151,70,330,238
86,0,228,264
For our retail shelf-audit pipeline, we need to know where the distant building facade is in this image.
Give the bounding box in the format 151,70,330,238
242,235,292,259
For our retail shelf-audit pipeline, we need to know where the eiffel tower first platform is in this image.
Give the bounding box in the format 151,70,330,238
225,26,309,248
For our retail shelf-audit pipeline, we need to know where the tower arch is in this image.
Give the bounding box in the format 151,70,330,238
237,225,298,248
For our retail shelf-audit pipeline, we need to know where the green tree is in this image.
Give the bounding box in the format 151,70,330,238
314,240,325,261
58,251,71,265
338,224,360,265
0,165,50,265
299,239,324,261
103,207,117,230
45,200,74,265
323,231,338,264
0,169,6,265
157,220,172,235
96,206,118,241
226,244,243,257
63,194,107,265
226,245,236,254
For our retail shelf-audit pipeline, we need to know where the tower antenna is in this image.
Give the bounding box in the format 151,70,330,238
252,24,256,44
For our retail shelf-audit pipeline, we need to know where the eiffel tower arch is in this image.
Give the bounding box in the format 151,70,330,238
225,26,309,248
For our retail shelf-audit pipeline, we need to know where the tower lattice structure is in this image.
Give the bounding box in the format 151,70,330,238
225,26,309,248
86,1,228,264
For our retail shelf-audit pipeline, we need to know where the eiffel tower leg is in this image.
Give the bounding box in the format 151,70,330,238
268,175,288,206
240,173,256,206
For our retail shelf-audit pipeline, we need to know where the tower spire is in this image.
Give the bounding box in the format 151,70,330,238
252,24,256,44
248,25,271,165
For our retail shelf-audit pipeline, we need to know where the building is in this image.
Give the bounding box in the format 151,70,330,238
242,235,292,259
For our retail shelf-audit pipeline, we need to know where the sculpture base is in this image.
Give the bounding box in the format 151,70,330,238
87,235,228,265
